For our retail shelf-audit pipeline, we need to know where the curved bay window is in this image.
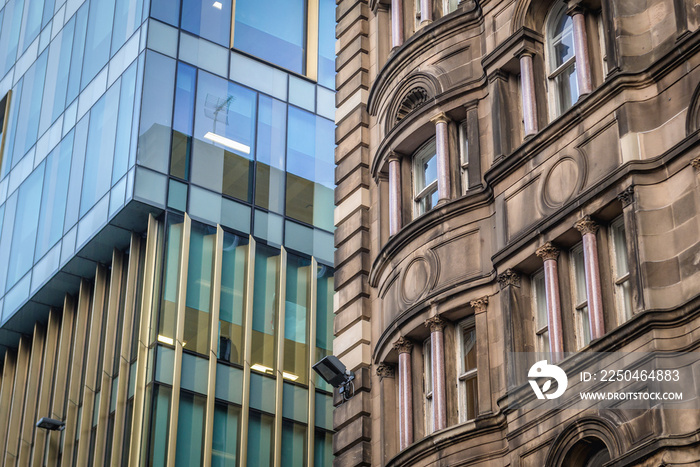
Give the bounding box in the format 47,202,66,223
547,2,579,118
413,139,439,217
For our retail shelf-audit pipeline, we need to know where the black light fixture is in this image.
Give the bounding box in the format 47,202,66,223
313,355,356,401
36,417,65,431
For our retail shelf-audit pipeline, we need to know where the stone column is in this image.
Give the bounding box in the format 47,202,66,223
470,296,492,414
498,270,521,389
420,0,432,25
536,243,564,360
431,113,451,203
394,337,414,450
424,316,446,431
376,363,397,462
574,216,604,340
518,51,538,137
569,6,592,96
388,153,402,236
391,0,404,49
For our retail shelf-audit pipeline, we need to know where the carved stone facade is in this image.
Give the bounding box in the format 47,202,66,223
332,0,700,465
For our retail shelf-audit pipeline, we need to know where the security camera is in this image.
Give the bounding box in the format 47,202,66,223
36,417,65,431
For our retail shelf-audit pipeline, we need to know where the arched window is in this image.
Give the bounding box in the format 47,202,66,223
412,138,438,217
546,2,579,118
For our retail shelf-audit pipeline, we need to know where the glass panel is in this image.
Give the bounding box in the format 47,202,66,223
251,244,280,373
552,14,575,69
464,376,478,420
80,83,120,217
6,164,44,291
282,382,308,423
138,51,176,174
572,245,587,304
284,253,310,383
66,4,89,106
578,305,591,346
191,71,256,202
64,116,89,234
286,107,335,231
215,363,243,404
281,420,307,467
184,221,216,356
151,0,180,27
175,392,206,467
612,220,629,276
315,263,334,391
314,430,333,467
462,326,476,372
0,0,25,77
533,271,547,331
11,50,47,164
147,385,171,466
249,372,276,414
181,353,209,394
255,96,286,213
81,0,116,89
171,63,197,180
247,411,274,467
159,216,184,343
219,232,248,365
113,61,138,184
318,0,336,89
35,132,73,260
234,0,306,74
19,0,44,53
212,403,241,467
415,143,438,193
182,0,231,47
314,391,332,430
112,0,144,55
554,63,579,113
39,19,75,135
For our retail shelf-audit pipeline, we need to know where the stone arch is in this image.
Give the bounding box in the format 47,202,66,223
384,71,441,134
510,0,562,34
687,81,700,135
545,416,625,467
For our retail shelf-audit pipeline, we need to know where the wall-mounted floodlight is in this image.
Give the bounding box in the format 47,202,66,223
36,417,65,431
313,355,356,402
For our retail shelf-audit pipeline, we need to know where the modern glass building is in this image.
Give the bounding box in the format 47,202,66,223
0,0,336,465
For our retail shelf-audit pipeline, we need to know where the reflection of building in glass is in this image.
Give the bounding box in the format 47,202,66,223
0,0,335,465
333,0,700,466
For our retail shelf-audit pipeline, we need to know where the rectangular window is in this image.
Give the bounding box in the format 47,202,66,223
610,216,632,323
443,0,459,14
423,338,433,434
175,392,206,466
570,243,590,349
532,270,550,358
184,221,217,356
459,121,469,192
413,139,438,217
0,92,11,175
457,317,478,423
283,253,311,383
212,402,241,466
219,232,249,366
251,244,281,374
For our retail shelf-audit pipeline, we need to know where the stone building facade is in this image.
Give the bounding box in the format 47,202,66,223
332,0,700,465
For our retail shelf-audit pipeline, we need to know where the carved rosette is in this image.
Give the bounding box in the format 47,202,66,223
617,186,634,208
424,316,446,333
497,269,521,289
393,336,414,354
470,296,489,314
376,363,395,378
574,215,599,235
691,156,700,170
536,242,560,261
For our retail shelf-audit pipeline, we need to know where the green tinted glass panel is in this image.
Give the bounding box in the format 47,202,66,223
219,232,248,365
251,244,280,373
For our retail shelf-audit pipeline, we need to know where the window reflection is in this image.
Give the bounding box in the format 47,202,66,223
212,403,241,466
184,221,216,356
315,263,334,391
247,410,275,467
284,253,311,383
182,0,232,47
175,392,206,466
251,244,280,372
281,419,307,467
171,63,197,181
255,96,287,213
159,215,184,342
219,232,248,365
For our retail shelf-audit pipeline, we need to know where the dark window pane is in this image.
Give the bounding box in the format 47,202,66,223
234,0,306,74
147,385,171,466
281,420,307,467
175,392,206,466
247,411,275,467
314,430,333,467
212,403,241,466
315,264,334,391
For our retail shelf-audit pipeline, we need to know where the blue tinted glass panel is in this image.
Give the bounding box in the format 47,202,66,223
63,116,89,233
0,0,25,77
66,4,89,105
113,61,138,184
212,403,240,467
170,62,197,180
35,131,73,260
41,0,55,28
182,0,231,47
284,254,310,382
147,385,171,465
255,96,286,213
247,411,274,467
80,83,120,217
40,18,75,136
175,392,205,466
219,232,248,365
151,0,180,27
314,430,332,467
6,165,45,291
1,79,22,179
251,244,280,372
234,0,306,74
82,0,117,88
0,193,18,293
11,50,47,166
112,0,144,55
318,0,335,89
19,0,44,53
184,221,216,356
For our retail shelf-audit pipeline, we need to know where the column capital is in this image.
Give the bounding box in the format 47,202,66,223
394,336,414,354
574,215,599,235
376,363,395,378
536,242,560,261
424,316,446,332
430,112,450,125
514,46,536,59
691,156,700,170
566,1,588,16
470,296,489,314
387,151,401,163
617,186,634,208
498,269,521,289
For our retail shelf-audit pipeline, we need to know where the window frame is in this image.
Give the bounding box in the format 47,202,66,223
569,242,591,349
412,138,438,218
531,269,550,359
423,337,434,434
458,120,469,193
0,92,10,175
545,1,579,119
456,316,478,423
609,215,632,324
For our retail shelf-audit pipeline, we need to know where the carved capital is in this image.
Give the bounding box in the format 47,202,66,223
470,296,489,313
691,156,700,170
393,336,414,354
617,186,634,208
536,242,560,261
497,269,521,289
376,363,395,378
387,151,401,163
430,112,450,125
574,215,599,235
424,316,446,332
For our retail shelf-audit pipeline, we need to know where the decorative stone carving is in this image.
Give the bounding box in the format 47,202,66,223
376,363,395,378
470,296,489,313
395,87,429,123
424,316,446,332
497,269,521,289
393,336,414,354
574,215,599,235
536,242,560,261
691,156,700,170
617,186,634,208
